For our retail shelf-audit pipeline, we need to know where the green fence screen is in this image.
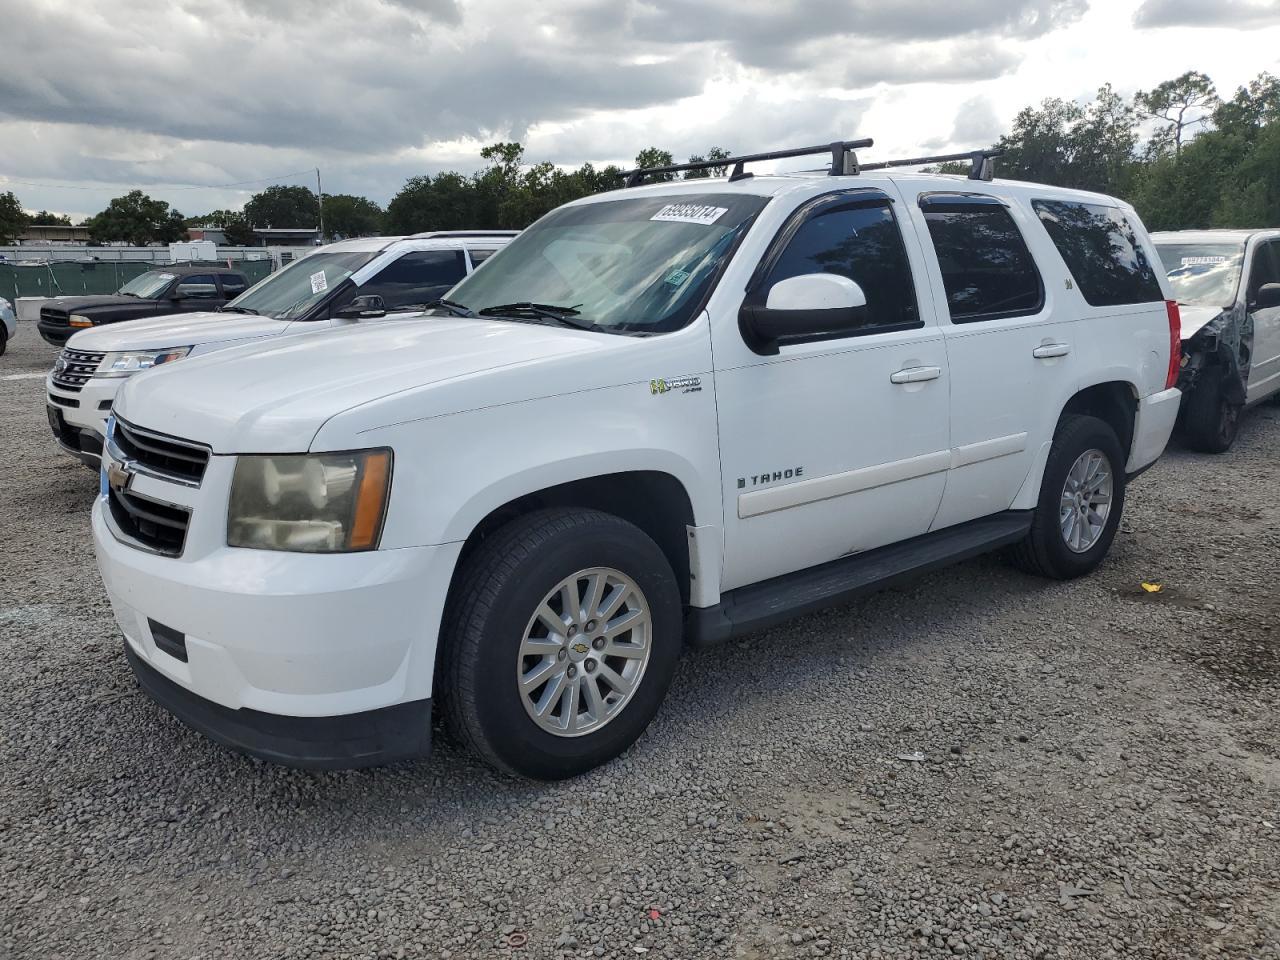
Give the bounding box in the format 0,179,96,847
0,260,275,304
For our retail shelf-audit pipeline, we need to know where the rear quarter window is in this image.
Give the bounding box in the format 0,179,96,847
1032,200,1163,307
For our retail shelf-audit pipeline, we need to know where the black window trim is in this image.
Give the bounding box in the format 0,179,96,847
918,192,1046,325
740,188,923,353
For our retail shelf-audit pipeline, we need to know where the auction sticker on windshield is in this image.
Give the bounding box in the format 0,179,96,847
310,270,328,294
1182,256,1228,266
651,203,728,226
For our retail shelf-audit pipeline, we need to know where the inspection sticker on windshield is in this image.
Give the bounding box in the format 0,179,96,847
651,203,728,226
1182,256,1228,266
309,270,328,294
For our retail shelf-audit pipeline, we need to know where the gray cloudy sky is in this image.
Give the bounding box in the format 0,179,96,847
1,0,1278,221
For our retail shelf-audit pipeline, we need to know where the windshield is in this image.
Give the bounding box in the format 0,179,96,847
118,271,176,299
226,250,381,320
441,193,769,333
1155,242,1245,307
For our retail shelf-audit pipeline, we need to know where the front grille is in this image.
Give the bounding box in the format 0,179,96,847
52,347,106,393
114,419,210,485
107,486,190,557
40,306,70,327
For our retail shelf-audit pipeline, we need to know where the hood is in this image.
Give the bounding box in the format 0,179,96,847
66,310,293,352
1177,303,1224,340
42,295,141,313
115,317,641,453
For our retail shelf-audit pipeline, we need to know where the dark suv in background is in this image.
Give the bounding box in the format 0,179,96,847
37,265,250,345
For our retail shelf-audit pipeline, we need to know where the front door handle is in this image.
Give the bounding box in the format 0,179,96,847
1032,343,1071,359
890,365,942,384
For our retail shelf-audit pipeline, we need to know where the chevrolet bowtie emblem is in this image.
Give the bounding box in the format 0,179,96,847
106,461,132,492
571,642,589,655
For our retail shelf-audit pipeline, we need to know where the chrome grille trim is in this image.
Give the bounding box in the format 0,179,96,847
109,418,211,488
51,347,106,393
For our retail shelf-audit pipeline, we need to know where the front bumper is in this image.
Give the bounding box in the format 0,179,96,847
46,375,118,468
93,495,462,767
38,319,78,345
125,640,431,768
1127,386,1182,474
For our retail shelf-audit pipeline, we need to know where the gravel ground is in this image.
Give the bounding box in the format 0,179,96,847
2,324,1278,960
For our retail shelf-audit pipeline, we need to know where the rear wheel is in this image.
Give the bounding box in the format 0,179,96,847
1182,366,1242,453
441,508,682,779
1010,414,1126,580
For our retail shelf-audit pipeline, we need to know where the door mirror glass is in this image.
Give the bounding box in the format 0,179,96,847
334,294,387,320
1253,282,1280,309
743,273,869,346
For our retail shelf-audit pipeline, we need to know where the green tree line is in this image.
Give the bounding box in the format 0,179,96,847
1,70,1274,246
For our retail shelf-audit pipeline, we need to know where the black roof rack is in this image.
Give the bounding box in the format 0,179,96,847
620,139,874,188
407,230,521,239
859,149,1002,181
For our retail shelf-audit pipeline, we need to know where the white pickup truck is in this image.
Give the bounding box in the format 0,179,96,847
93,141,1182,779
46,231,515,467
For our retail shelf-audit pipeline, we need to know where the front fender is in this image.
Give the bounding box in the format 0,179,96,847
340,381,723,552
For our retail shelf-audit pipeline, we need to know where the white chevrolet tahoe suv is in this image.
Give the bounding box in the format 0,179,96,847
92,141,1182,779
46,231,515,467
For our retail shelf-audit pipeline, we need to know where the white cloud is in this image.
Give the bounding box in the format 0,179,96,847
1,0,1278,220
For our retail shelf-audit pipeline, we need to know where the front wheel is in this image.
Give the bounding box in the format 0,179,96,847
441,508,682,779
1182,366,1242,453
1010,414,1126,580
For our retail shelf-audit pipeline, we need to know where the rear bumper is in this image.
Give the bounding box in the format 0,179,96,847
1127,387,1182,474
125,640,431,769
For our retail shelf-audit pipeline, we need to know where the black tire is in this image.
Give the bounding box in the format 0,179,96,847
0,324,7,357
440,508,682,780
1010,414,1127,580
1182,366,1242,453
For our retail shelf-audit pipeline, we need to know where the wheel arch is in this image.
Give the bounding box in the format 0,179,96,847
450,469,700,609
1012,379,1139,509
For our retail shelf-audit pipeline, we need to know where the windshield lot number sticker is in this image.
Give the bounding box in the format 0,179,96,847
1181,256,1227,266
651,204,728,226
310,270,328,294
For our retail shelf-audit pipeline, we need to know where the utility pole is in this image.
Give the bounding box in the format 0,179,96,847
315,167,325,243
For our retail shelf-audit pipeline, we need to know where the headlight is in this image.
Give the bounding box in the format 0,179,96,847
70,314,94,328
227,449,392,553
96,346,192,378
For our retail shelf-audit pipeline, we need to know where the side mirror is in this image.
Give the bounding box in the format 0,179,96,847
1253,283,1280,310
334,294,387,320
740,273,869,352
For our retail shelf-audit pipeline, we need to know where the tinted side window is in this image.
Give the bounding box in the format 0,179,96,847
1032,200,1163,306
220,273,248,295
360,250,467,308
921,199,1043,322
176,275,219,299
1248,241,1280,299
468,248,498,266
762,202,919,332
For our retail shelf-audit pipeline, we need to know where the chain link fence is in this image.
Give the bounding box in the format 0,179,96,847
0,259,276,304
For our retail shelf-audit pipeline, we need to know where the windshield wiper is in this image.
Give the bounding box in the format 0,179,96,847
119,292,138,298
219,305,259,315
478,302,595,331
419,298,475,317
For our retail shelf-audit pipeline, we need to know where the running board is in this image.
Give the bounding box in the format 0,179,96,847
684,511,1033,646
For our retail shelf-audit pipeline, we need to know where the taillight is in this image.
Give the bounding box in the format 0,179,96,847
1164,300,1181,390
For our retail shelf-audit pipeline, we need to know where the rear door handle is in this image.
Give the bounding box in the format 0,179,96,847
1032,343,1070,359
890,365,942,384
